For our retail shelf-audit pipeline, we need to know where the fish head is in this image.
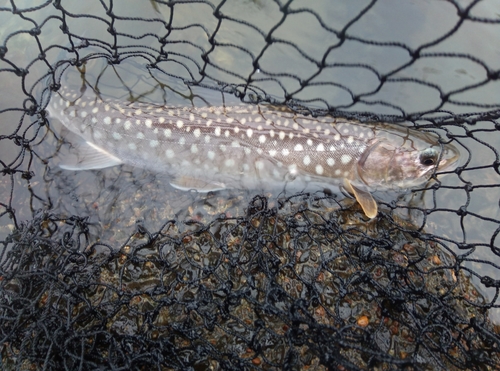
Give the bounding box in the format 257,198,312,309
355,128,460,190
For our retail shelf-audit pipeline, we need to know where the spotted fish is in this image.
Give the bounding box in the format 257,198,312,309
47,87,460,218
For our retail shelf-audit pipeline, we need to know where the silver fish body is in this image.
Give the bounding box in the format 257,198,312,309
47,87,460,217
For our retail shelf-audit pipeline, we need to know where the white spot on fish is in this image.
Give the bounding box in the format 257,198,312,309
207,151,215,160
112,132,122,140
327,158,335,166
316,143,325,152
231,141,240,148
193,128,201,138
123,121,132,130
244,147,251,155
69,110,76,118
104,117,111,125
226,117,234,124
94,130,103,139
303,155,311,166
135,109,142,115
164,129,172,138
150,140,159,148
279,131,285,140
176,120,184,129
137,132,145,139
166,149,175,159
80,111,87,118
145,119,153,128
247,128,253,138
341,154,352,164
334,134,341,141
225,130,230,137
92,107,98,114
159,117,165,124
270,130,275,138
191,144,198,153
220,144,226,152
347,136,354,144
307,139,313,146
215,127,221,136
179,137,186,145
128,143,137,150
255,161,264,170
104,104,110,112
294,144,303,151
282,148,290,156
269,150,277,157
225,158,235,167
315,164,324,175
205,135,211,144
259,135,266,144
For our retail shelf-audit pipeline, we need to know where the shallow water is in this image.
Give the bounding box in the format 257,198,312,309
0,0,499,324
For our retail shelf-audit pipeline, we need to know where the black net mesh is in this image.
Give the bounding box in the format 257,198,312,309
1,1,500,370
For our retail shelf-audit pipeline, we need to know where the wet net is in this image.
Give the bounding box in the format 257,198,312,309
1,1,500,370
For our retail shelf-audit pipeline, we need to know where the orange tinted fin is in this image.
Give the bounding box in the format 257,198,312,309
344,179,378,219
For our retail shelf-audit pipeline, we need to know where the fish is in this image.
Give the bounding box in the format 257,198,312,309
47,86,460,218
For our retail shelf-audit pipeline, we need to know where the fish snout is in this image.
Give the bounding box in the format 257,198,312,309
438,142,460,173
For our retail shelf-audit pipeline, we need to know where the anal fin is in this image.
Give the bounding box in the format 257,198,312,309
170,175,226,192
59,139,123,170
344,179,378,218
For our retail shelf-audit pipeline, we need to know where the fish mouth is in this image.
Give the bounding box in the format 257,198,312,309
437,142,461,173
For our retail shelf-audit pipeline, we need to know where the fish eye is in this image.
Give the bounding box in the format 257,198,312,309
419,148,439,166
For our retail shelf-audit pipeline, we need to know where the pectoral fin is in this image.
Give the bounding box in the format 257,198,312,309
344,179,378,218
169,175,226,192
